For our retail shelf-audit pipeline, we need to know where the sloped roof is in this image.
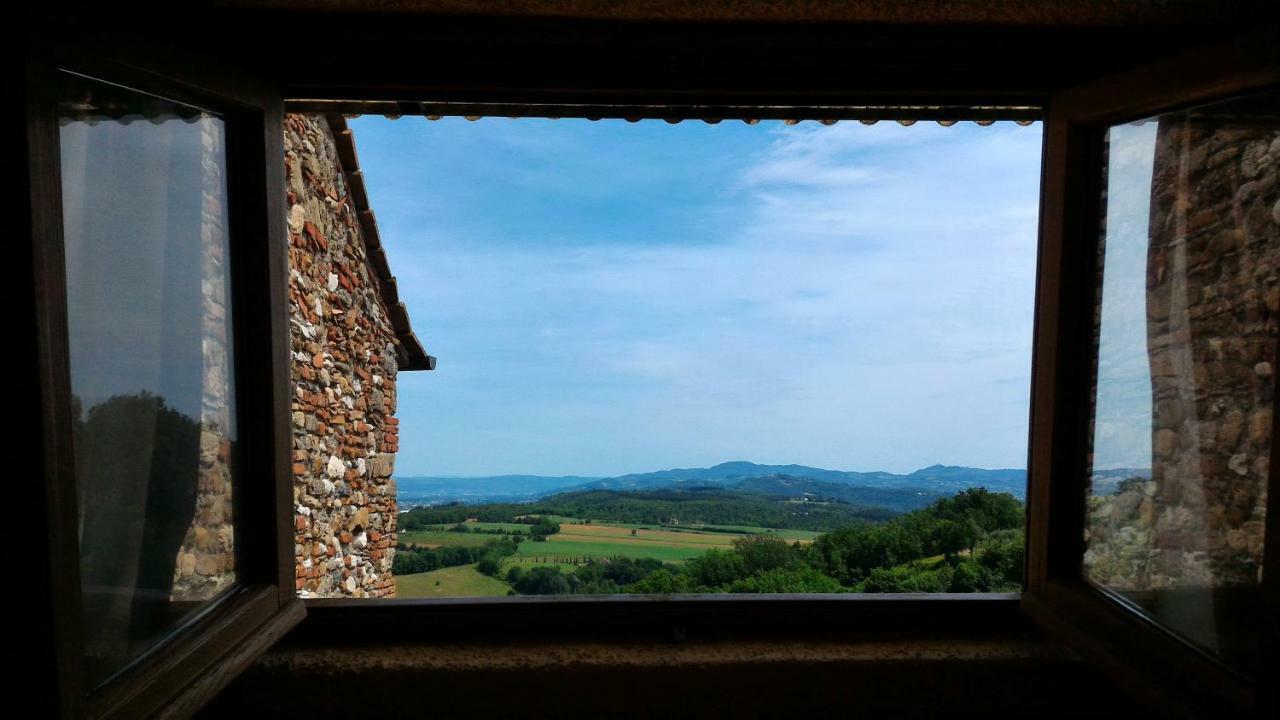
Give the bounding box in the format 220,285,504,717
324,113,436,372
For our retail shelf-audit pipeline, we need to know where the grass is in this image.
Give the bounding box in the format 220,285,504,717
509,523,743,563
514,537,710,563
561,523,740,546
522,514,583,524
501,556,580,571
410,520,532,534
405,520,818,567
399,530,515,548
396,564,512,598
467,521,533,533
682,524,822,541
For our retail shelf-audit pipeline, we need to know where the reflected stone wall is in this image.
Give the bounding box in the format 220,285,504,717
1086,116,1278,592
285,114,401,598
171,115,238,602
1144,118,1276,589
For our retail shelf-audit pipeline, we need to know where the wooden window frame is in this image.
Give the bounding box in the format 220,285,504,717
21,9,1277,718
1021,31,1280,718
287,26,1280,718
25,46,304,720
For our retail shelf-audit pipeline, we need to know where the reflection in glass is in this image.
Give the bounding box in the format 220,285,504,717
1083,91,1277,674
58,73,240,687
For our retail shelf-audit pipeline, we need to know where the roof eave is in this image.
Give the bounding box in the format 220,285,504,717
323,112,435,372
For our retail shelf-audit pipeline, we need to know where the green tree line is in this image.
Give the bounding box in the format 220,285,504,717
505,488,1024,595
392,536,520,575
399,486,896,534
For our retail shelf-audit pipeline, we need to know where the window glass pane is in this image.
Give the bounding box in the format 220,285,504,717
58,72,240,688
1084,90,1278,673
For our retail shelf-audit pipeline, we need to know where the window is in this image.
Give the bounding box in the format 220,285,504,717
28,59,302,719
343,115,1042,598
1082,90,1277,676
23,6,1279,719
1024,34,1278,717
58,71,243,689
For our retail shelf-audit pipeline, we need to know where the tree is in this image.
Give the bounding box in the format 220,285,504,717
977,532,1024,586
947,559,996,592
512,566,572,595
476,553,502,577
928,519,974,559
685,549,747,589
731,535,801,574
726,567,842,593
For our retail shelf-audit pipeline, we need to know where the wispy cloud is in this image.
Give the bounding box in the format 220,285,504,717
351,117,1043,476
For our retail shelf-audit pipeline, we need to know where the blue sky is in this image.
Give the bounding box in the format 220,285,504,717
1092,122,1158,471
350,116,1044,477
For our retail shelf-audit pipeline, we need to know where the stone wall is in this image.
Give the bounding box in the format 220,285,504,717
285,114,401,598
1085,100,1278,593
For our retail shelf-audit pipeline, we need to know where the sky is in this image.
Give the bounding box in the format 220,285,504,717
62,113,235,432
1091,122,1158,470
350,116,1045,477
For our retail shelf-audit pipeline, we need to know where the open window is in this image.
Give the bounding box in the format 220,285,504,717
20,4,1277,718
26,43,302,720
288,109,1042,600
1023,31,1278,717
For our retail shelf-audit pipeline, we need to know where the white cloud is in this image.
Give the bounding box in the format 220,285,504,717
356,118,1044,476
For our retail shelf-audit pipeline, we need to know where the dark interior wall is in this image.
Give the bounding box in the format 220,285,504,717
40,2,1275,111
205,0,1267,25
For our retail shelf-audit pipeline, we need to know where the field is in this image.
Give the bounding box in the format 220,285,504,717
398,530,507,548
404,520,816,557
675,524,822,541
396,564,512,597
508,523,738,563
393,486,1022,596
446,521,532,533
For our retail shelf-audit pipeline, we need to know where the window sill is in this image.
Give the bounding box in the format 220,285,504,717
300,592,1022,643
204,593,1145,719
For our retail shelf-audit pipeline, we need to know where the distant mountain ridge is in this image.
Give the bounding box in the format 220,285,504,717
396,460,1048,507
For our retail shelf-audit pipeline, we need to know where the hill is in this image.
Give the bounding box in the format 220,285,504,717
400,481,931,533
397,461,1032,507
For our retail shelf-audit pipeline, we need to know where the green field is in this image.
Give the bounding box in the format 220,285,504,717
514,538,708,563
410,520,532,534
510,523,741,563
398,530,507,548
395,486,1023,596
500,556,579,572
469,521,533,533
520,514,583,525
404,520,815,567
681,524,822,541
436,521,532,533
396,564,512,597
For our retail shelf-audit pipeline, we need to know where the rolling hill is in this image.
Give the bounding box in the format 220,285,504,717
397,460,1035,507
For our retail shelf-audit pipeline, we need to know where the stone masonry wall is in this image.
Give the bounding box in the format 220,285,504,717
1086,103,1278,592
285,114,401,598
